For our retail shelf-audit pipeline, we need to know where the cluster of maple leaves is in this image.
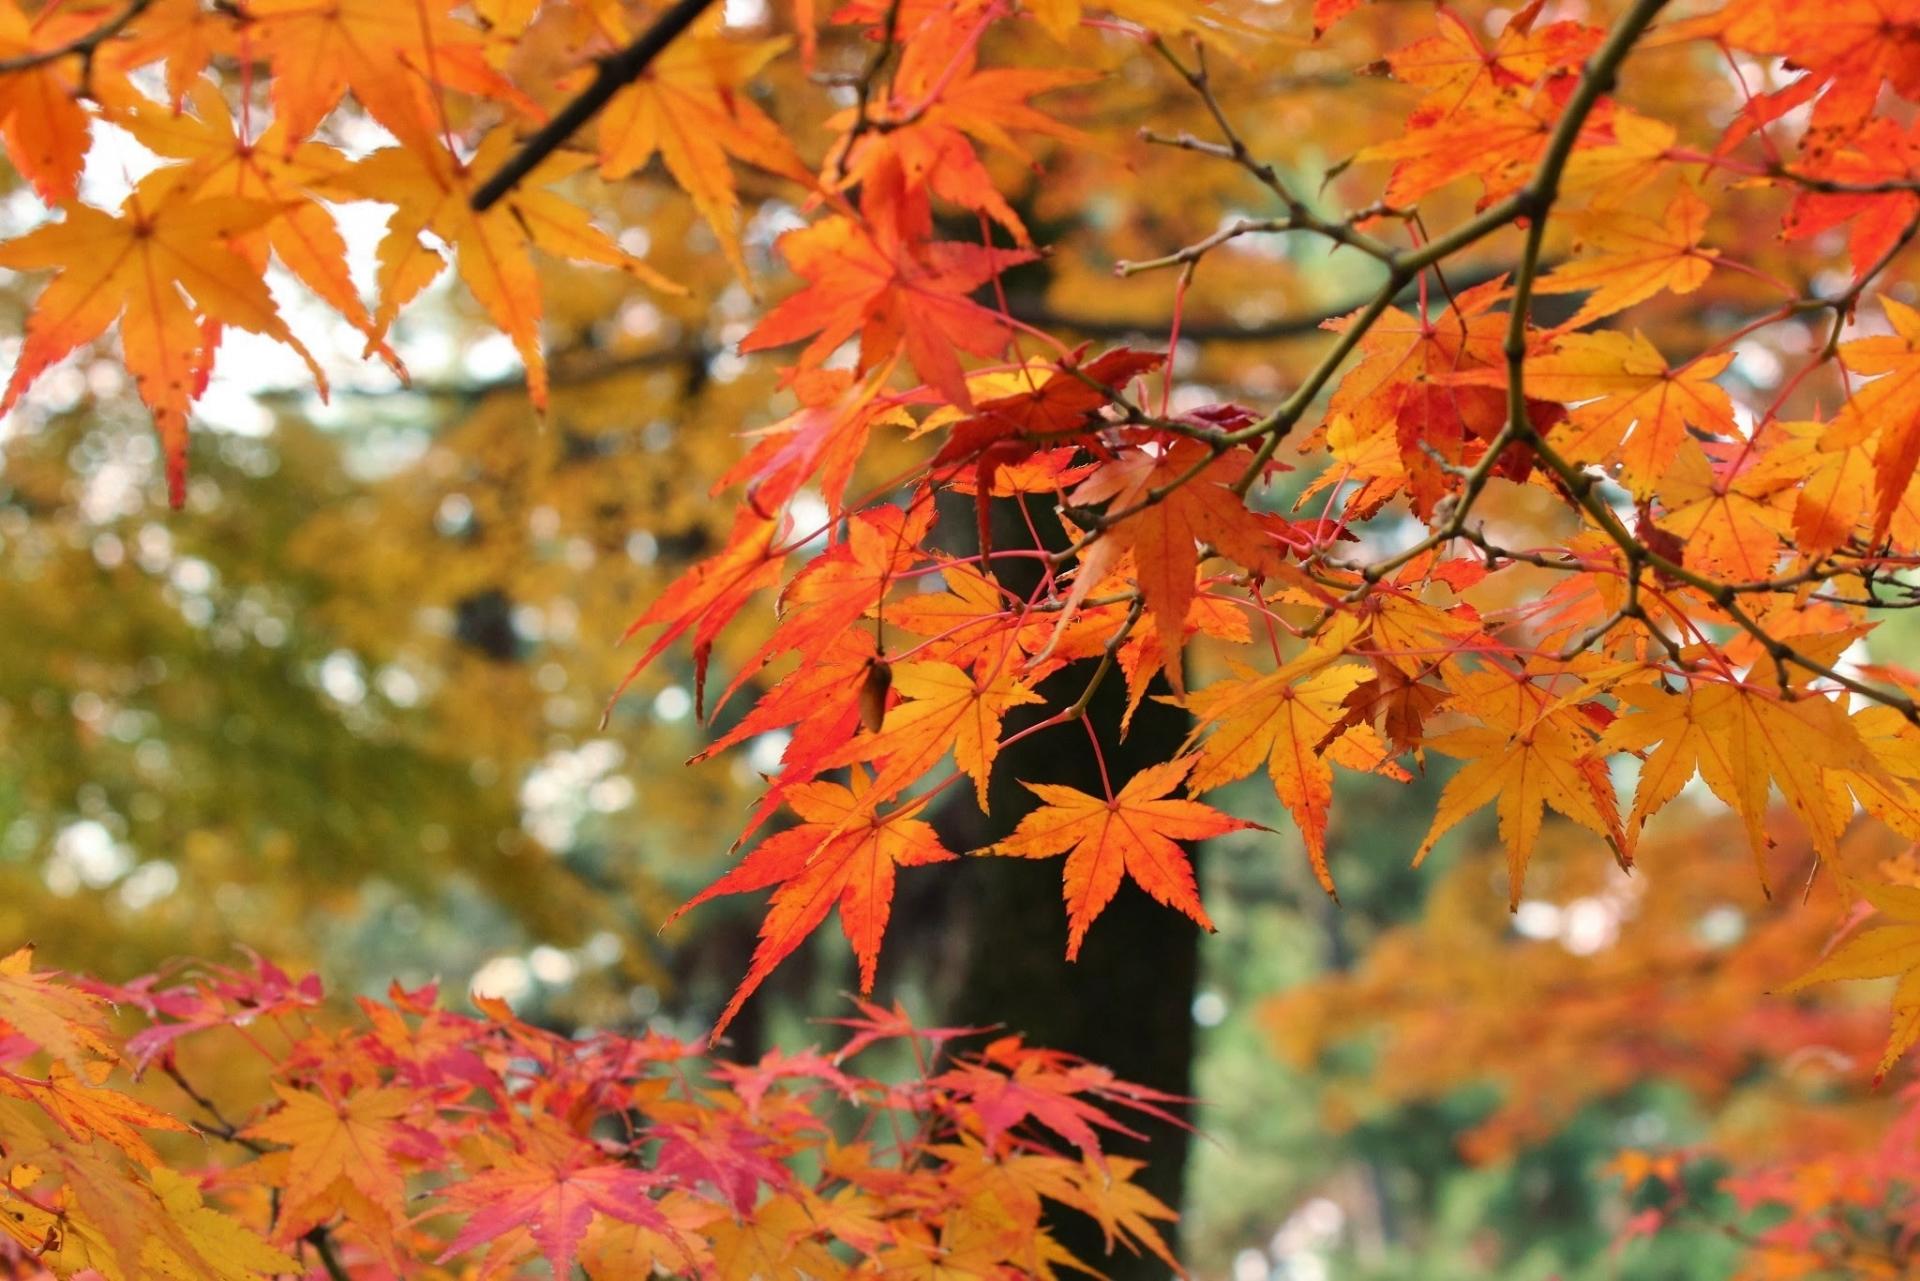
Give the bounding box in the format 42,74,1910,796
12,0,1920,1262
605,0,1920,1062
0,945,1181,1278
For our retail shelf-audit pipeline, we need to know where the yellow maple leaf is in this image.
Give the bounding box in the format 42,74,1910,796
1784,881,1920,1082
1184,650,1376,898
1598,682,1875,888
596,24,811,281
241,1083,413,1223
0,946,116,1071
0,173,324,507
828,657,1043,807
329,128,684,414
1535,182,1716,327
1415,667,1624,905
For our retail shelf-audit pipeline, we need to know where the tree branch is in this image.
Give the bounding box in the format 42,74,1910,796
0,0,152,78
470,0,719,212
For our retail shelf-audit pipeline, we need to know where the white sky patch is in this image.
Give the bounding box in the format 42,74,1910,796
723,0,770,27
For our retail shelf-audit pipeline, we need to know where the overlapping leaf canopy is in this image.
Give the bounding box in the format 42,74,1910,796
7,0,1920,1224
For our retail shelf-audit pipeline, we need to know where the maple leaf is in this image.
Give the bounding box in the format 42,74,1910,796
1819,296,1920,542
833,9,1094,244
0,174,325,507
101,0,232,108
1783,881,1920,1082
1414,666,1624,905
1597,682,1876,886
695,629,878,786
596,24,813,280
1310,0,1364,36
331,128,682,414
241,1083,413,1226
615,508,788,718
1534,184,1716,328
1385,2,1600,126
581,1192,716,1280
1783,119,1920,279
1318,277,1539,518
822,995,984,1064
144,1166,303,1281
1775,414,1876,563
670,770,955,1036
1069,439,1297,692
112,83,396,363
738,164,1034,409
0,1134,237,1281
716,499,933,712
1715,0,1920,150
97,952,325,1070
1654,444,1795,582
0,947,116,1071
0,0,100,202
704,1193,844,1281
930,347,1163,471
988,756,1252,960
714,363,902,518
247,0,532,148
938,1037,1181,1163
1453,329,1736,499
0,1061,189,1166
1358,77,1614,208
1182,626,1382,896
827,657,1043,807
437,1119,675,1279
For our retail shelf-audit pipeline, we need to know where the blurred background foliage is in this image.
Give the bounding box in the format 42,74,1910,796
3,0,1917,1276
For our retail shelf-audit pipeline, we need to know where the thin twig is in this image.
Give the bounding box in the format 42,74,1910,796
0,0,152,82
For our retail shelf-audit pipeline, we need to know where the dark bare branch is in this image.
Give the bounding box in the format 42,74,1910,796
470,0,719,212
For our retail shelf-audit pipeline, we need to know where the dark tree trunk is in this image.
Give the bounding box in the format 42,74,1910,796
925,491,1199,1280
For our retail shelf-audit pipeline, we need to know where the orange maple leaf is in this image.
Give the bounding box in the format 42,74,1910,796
0,1061,189,1166
1536,185,1717,328
1784,880,1920,1082
1182,625,1388,896
1452,329,1735,499
833,7,1094,244
614,508,788,718
1415,666,1624,905
0,946,116,1070
671,770,955,1036
1653,444,1794,582
739,166,1033,409
0,173,325,507
828,657,1043,807
1069,439,1296,693
331,128,683,414
717,499,933,712
596,23,812,281
1385,2,1599,126
247,0,532,148
113,83,397,365
989,756,1252,960
0,0,103,202
242,1083,414,1223
1598,681,1878,887
1819,296,1920,542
